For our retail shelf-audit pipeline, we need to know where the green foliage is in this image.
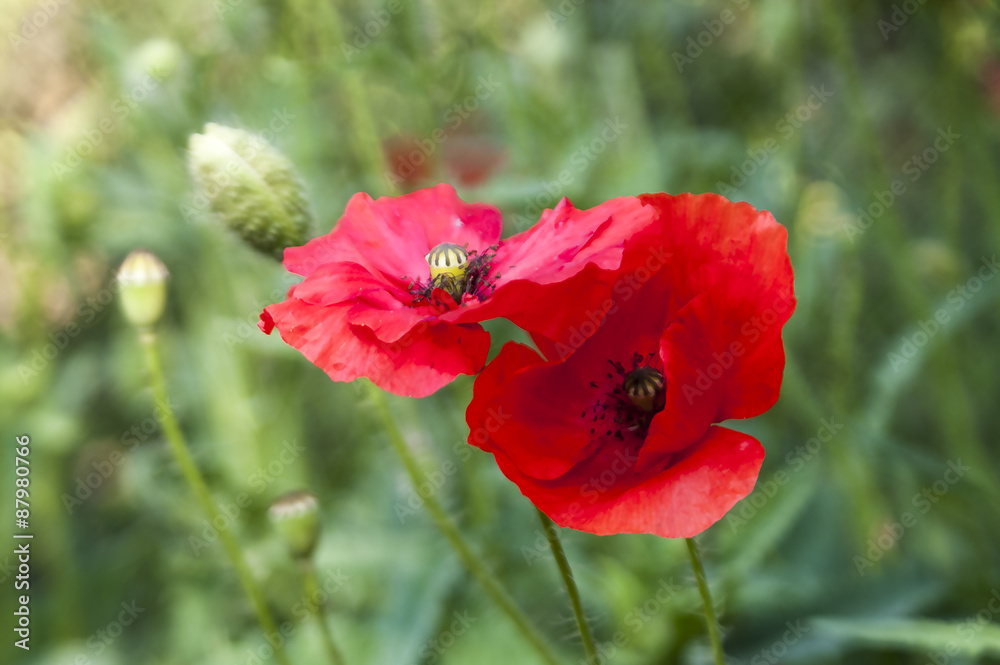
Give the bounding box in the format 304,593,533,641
2,1,1000,664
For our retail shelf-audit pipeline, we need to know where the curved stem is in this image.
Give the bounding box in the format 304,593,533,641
139,330,292,665
536,509,597,664
364,383,562,665
685,538,725,665
302,561,347,665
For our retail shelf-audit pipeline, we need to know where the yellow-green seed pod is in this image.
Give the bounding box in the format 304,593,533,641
269,491,320,560
117,250,169,329
623,368,664,412
187,123,313,259
425,243,469,281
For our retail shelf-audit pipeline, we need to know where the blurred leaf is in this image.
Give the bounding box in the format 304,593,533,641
812,617,1000,657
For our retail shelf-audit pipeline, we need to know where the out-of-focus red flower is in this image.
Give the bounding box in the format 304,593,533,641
260,184,656,397
444,135,506,187
980,59,1000,117
383,134,436,189
466,193,795,538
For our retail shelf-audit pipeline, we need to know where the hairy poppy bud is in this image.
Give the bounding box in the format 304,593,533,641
187,123,312,259
269,491,320,560
117,250,169,328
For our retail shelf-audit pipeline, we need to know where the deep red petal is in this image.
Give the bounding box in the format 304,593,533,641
487,426,764,538
633,294,727,465
634,193,796,420
466,342,595,480
258,308,275,334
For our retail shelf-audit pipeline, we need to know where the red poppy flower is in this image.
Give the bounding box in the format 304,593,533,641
465,193,795,538
260,184,656,397
383,134,435,189
444,135,506,187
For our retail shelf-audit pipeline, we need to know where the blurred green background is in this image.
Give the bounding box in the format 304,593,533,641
3,0,1000,663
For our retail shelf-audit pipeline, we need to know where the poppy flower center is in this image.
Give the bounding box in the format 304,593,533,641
408,242,498,309
425,242,469,303
623,367,664,412
585,352,665,442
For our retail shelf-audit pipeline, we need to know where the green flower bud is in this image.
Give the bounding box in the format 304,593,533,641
116,250,169,328
187,123,312,259
269,491,320,560
127,38,183,86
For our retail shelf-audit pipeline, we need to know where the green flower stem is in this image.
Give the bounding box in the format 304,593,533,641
685,538,725,665
139,330,292,665
536,509,597,664
364,383,563,665
290,0,395,194
301,561,347,665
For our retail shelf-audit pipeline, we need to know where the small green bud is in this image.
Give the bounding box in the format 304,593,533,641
269,491,320,560
116,250,169,328
127,38,183,85
187,123,312,259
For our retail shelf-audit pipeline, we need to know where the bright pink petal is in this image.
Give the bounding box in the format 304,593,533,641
450,197,657,335
262,297,490,398
497,197,655,284
290,262,398,307
284,184,502,281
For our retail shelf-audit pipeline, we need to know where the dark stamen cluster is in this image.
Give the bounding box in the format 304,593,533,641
582,351,664,443
408,245,499,308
